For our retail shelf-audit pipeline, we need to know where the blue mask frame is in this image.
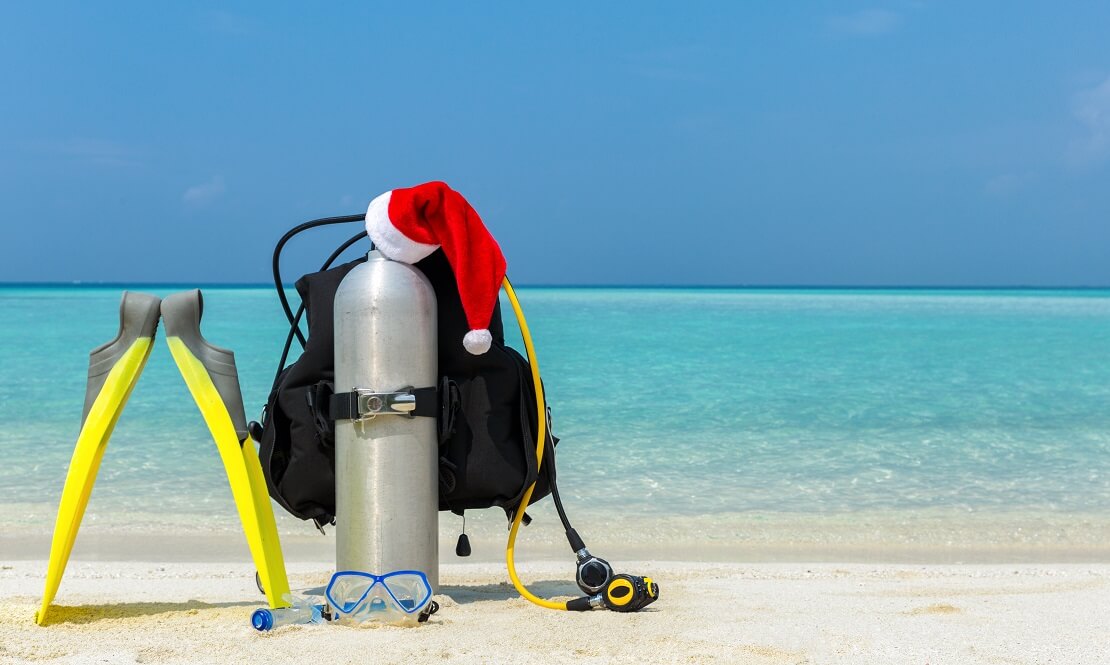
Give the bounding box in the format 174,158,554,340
325,570,433,617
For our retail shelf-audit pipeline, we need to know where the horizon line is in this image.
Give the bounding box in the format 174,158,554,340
2,281,1110,291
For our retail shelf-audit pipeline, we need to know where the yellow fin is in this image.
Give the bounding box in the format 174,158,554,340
165,336,290,607
37,337,154,626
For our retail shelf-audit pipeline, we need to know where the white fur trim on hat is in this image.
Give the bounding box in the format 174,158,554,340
463,328,493,355
365,190,439,264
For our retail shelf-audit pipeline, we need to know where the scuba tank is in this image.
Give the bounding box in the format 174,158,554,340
332,251,439,589
258,231,555,530
257,184,658,614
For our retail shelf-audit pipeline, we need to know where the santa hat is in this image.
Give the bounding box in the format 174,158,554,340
365,181,506,355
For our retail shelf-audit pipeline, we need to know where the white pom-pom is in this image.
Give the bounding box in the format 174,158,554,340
365,190,438,264
463,328,493,355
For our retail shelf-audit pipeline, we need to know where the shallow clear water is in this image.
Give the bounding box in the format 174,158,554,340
2,286,1109,550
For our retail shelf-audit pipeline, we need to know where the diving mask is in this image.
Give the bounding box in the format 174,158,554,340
325,570,437,624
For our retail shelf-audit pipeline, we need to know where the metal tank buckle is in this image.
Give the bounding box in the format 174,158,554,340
353,387,419,420
328,386,436,422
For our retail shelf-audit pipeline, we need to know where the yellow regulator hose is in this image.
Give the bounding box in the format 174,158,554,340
501,277,568,611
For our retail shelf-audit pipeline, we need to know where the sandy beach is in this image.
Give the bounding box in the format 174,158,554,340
5,0,1110,662
3,559,1107,664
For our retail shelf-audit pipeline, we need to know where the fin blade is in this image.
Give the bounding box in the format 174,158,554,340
241,434,292,603
165,336,290,608
37,337,154,625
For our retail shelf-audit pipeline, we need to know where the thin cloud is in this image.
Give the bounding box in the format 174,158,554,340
31,138,142,167
621,45,713,83
984,173,1030,197
1071,75,1110,161
828,9,902,37
200,10,260,36
183,176,226,205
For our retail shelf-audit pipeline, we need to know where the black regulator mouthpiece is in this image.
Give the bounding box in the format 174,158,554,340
567,528,614,594
575,549,614,595
565,529,657,612
566,574,659,612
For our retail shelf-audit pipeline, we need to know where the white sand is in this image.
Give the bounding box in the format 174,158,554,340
2,559,1108,664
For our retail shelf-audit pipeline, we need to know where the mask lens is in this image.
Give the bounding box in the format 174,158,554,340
381,572,433,614
326,573,377,614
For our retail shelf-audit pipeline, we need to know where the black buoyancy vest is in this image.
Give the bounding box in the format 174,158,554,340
258,249,556,526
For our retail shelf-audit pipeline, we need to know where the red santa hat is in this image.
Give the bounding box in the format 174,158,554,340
365,181,506,355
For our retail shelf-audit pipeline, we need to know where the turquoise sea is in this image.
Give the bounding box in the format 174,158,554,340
2,286,1109,560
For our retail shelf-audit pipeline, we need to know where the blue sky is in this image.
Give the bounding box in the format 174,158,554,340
2,2,1109,286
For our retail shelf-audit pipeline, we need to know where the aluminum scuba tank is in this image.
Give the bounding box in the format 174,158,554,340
333,249,439,591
